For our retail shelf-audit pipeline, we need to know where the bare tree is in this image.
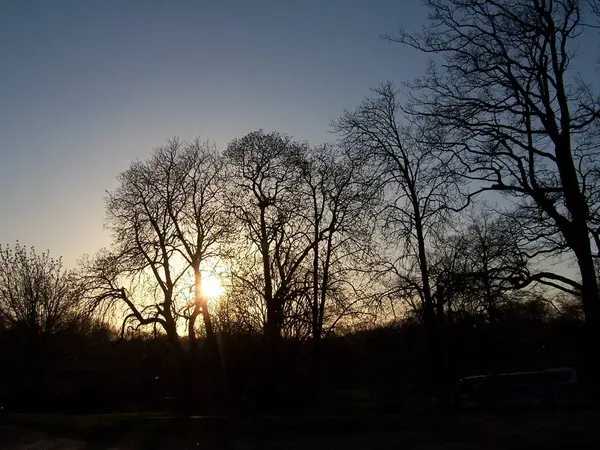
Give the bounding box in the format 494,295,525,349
0,243,83,401
83,146,184,347
300,143,379,343
81,138,231,411
388,0,600,379
224,130,317,345
159,140,232,364
151,138,232,404
434,210,529,323
0,243,80,336
298,143,381,406
334,84,465,390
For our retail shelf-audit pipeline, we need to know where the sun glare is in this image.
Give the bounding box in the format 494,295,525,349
201,273,225,299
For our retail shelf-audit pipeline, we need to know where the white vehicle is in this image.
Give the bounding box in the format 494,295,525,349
456,367,578,408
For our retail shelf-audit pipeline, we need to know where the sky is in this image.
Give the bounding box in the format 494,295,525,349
0,0,429,268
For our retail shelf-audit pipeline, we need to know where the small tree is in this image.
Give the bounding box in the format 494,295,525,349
0,243,80,336
435,211,529,323
0,243,82,402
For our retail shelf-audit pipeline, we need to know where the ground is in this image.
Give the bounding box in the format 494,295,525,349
0,408,598,449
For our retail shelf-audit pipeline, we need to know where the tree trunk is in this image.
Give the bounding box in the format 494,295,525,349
310,329,323,412
161,311,194,414
259,204,277,341
575,247,600,395
414,203,441,403
555,130,600,391
262,298,282,412
194,269,216,349
172,338,193,415
191,267,228,413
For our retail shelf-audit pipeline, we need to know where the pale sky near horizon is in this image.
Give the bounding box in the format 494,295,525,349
1,0,431,267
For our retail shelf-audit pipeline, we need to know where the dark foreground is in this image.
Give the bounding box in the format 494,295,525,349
1,408,598,449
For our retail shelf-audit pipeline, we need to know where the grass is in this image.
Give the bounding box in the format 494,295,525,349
1,407,599,449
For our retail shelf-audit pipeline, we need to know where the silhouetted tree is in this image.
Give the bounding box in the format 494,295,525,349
433,211,528,323
389,0,600,381
334,84,465,395
0,243,83,407
301,143,379,340
0,243,81,336
156,138,233,404
298,142,381,407
224,131,315,345
429,212,533,377
160,139,232,354
552,291,585,322
81,138,231,412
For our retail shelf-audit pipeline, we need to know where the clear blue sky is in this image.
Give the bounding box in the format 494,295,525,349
0,0,429,267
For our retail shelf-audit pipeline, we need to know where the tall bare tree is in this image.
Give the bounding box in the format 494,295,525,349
334,84,464,389
300,143,379,344
298,143,380,406
84,145,184,347
159,139,232,357
82,138,231,410
389,0,600,379
224,131,317,345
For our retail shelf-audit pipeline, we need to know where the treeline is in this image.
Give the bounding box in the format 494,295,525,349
0,288,583,413
2,0,600,413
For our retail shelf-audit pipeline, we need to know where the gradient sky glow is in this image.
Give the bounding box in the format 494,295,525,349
1,0,430,267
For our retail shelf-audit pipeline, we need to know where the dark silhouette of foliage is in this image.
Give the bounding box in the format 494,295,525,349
387,0,600,382
0,243,82,336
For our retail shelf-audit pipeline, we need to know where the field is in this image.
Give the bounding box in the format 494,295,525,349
1,408,598,449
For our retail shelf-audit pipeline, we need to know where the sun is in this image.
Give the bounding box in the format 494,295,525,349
201,272,225,299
